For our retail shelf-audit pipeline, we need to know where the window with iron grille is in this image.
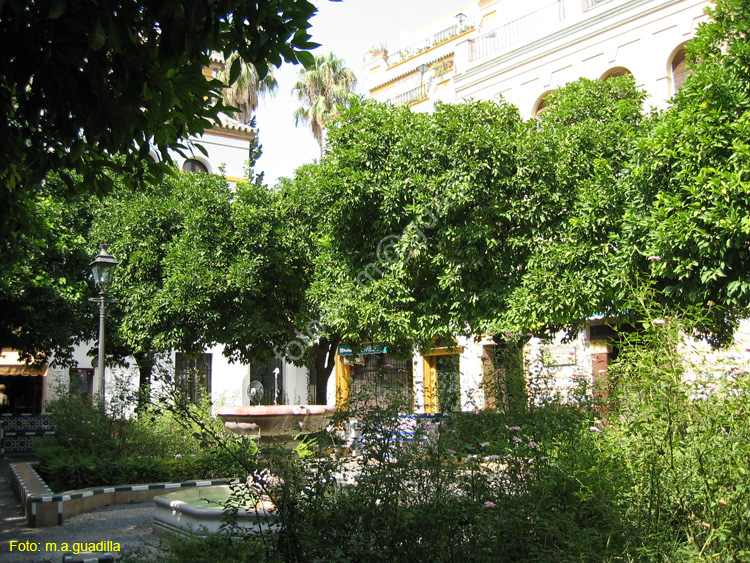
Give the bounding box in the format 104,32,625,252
69,368,94,399
175,353,212,404
350,353,413,409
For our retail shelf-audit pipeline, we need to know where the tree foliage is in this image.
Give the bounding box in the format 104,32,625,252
307,80,645,348
216,53,278,125
0,0,319,252
293,52,358,153
308,98,521,349
619,0,750,341
0,174,96,364
93,139,339,401
503,76,647,335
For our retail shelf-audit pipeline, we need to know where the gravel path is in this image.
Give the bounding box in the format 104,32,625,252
0,457,162,562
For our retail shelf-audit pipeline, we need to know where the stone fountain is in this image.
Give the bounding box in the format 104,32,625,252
153,403,335,538
214,404,335,441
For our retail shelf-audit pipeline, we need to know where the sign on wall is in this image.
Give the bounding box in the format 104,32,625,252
337,343,387,356
541,346,578,367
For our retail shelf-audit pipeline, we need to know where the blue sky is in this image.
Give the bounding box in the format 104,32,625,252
254,0,468,186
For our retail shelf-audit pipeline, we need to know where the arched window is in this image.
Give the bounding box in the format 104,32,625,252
601,67,631,81
182,159,208,173
671,47,689,95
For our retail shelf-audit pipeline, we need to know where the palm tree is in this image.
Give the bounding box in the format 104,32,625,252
216,53,278,124
292,52,358,156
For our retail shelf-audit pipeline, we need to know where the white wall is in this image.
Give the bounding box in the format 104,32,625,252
454,0,710,117
174,130,252,180
284,363,311,405
207,344,247,408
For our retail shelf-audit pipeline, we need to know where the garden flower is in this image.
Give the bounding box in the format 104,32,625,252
484,501,496,508
554,442,562,447
652,319,666,325
527,441,538,449
589,426,601,433
512,436,524,444
648,255,662,261
507,426,522,432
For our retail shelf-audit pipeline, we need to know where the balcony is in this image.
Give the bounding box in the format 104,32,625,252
389,21,474,67
584,0,617,10
469,0,566,62
387,83,428,107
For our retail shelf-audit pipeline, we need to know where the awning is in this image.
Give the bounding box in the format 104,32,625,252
0,350,48,376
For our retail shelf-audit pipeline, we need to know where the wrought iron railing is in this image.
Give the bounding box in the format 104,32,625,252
388,83,428,107
389,22,474,67
469,0,566,62
583,0,617,10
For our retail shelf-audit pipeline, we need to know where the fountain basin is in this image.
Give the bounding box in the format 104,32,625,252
215,405,334,439
153,485,276,538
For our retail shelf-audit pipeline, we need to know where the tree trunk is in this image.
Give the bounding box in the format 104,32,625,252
133,350,155,412
313,335,339,405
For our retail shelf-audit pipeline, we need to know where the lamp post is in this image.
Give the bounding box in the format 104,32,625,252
417,63,429,99
89,244,118,402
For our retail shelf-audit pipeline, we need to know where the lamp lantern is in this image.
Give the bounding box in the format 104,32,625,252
89,244,118,402
90,244,118,291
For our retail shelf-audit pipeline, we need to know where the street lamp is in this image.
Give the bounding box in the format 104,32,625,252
417,63,430,98
89,244,118,402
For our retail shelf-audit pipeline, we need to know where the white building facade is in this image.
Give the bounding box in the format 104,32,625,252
366,0,709,117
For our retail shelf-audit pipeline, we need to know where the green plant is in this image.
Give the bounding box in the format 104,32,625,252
601,311,750,560
120,533,276,563
34,390,256,491
118,306,750,561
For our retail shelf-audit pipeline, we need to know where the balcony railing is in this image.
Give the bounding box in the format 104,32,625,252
583,0,617,10
389,22,474,67
469,0,565,62
388,83,428,107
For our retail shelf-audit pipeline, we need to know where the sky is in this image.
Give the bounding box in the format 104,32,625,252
254,0,468,186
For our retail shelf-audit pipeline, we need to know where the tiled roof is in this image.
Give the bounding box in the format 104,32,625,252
215,112,256,135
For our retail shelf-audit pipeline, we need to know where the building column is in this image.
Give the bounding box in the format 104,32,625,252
334,352,351,411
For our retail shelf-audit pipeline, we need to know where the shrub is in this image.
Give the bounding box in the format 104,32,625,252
35,393,256,491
